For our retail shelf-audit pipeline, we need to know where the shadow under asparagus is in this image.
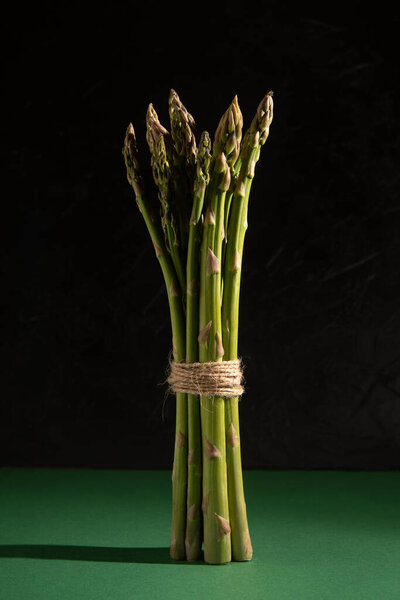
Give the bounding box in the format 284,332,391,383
0,544,208,565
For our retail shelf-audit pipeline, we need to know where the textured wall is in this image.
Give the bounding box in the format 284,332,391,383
2,3,400,468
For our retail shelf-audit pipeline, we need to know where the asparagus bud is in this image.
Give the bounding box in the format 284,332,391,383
146,108,170,178
191,131,212,225
123,123,144,200
213,95,243,168
247,91,274,146
169,89,197,164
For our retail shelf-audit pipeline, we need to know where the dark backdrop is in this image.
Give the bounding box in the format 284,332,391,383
2,2,400,469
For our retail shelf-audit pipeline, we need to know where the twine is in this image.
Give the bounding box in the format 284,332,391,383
167,358,244,398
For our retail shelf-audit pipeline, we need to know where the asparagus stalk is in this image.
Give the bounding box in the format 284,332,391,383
222,91,274,561
167,91,203,560
185,131,211,560
213,96,243,292
199,151,232,565
122,124,186,365
124,123,188,561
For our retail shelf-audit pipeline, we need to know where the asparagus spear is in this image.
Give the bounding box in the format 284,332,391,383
123,123,188,561
199,150,232,565
213,95,242,167
167,91,204,560
169,89,197,174
123,124,186,362
222,91,274,561
168,90,197,258
185,131,211,561
146,104,187,298
213,96,243,291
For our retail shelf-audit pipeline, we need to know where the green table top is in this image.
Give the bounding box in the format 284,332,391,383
0,468,399,599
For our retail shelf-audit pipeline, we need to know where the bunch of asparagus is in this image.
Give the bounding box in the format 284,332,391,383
123,90,273,565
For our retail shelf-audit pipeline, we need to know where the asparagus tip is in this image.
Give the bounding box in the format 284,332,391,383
146,102,157,121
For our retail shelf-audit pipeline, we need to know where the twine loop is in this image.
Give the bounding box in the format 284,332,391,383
167,358,244,398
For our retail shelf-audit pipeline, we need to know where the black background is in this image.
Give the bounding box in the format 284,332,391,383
2,2,400,469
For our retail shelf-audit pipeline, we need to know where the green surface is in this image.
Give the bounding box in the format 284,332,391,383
0,468,399,599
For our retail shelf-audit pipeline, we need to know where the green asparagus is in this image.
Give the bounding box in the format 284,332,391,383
123,89,274,565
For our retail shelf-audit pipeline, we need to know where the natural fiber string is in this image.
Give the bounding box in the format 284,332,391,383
167,358,244,398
